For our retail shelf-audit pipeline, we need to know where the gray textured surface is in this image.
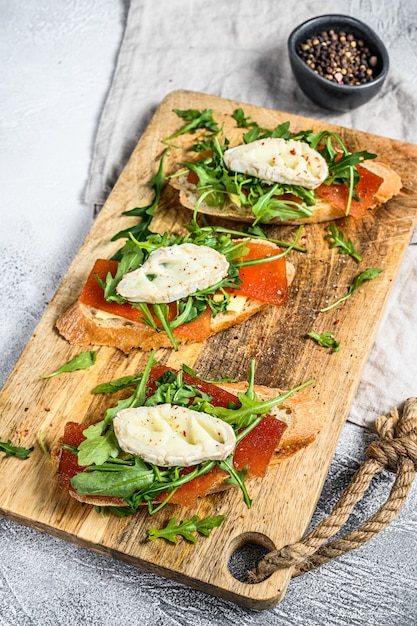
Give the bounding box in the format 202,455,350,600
1,1,417,624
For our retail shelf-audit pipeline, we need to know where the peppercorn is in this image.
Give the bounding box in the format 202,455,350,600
297,30,378,85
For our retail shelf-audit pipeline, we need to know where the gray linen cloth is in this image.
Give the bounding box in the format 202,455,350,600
86,0,417,427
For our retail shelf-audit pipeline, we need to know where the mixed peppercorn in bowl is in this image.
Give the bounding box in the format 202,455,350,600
287,14,389,111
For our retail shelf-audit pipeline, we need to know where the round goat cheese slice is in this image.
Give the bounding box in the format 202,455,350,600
223,137,328,189
116,243,229,303
113,404,236,467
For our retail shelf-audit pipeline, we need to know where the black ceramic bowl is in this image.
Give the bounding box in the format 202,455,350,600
288,14,389,112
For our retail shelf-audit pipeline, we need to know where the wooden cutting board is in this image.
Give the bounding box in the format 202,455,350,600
1,90,417,610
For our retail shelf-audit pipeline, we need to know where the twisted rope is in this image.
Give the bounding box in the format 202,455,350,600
249,397,417,582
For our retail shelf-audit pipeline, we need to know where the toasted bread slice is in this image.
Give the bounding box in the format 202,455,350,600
169,160,402,225
50,380,327,507
55,296,269,353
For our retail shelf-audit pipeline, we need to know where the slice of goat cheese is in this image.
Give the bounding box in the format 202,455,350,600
116,243,229,303
223,137,328,189
113,404,236,467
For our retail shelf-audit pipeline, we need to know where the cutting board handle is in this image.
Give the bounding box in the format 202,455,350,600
249,397,417,581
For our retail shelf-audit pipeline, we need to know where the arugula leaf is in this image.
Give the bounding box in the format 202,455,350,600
144,368,212,407
326,150,377,186
37,431,50,461
236,226,304,267
77,421,120,466
102,350,157,423
0,440,34,460
98,240,145,301
325,224,362,262
307,331,341,353
321,268,383,312
219,456,252,508
232,109,291,142
243,120,292,144
147,514,226,543
71,457,155,498
180,363,237,384
203,378,314,430
111,150,168,251
96,504,139,518
75,352,158,465
251,184,311,225
186,222,306,253
232,107,258,129
126,460,217,513
298,129,376,215
232,108,277,136
92,374,143,394
164,108,219,142
40,351,96,379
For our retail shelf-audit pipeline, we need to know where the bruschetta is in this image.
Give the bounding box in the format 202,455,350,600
51,358,326,512
169,128,402,225
56,228,296,352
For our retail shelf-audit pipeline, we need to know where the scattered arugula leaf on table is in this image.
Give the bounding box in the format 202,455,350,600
321,268,383,312
307,331,341,353
147,515,226,543
40,351,97,379
0,440,34,460
325,223,362,262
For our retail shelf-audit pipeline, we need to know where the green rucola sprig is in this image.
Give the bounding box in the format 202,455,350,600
40,351,97,378
147,514,226,543
321,268,383,312
307,331,341,353
163,108,220,142
0,440,34,460
325,223,362,262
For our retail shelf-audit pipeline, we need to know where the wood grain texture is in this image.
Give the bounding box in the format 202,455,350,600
1,90,416,609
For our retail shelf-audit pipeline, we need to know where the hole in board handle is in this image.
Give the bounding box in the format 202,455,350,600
227,532,275,584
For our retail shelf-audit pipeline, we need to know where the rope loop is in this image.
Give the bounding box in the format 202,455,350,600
366,435,417,472
249,397,417,583
367,399,417,471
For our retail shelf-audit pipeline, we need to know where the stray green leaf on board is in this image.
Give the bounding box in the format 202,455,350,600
0,440,34,460
321,268,383,312
40,351,97,378
147,514,226,543
325,223,362,262
307,331,341,353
